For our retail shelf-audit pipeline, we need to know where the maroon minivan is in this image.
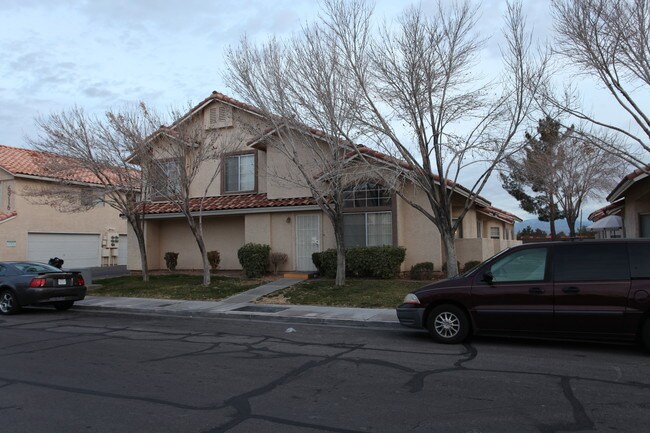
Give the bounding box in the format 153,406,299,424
396,240,650,348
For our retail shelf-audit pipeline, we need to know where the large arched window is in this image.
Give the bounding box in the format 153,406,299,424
343,183,393,247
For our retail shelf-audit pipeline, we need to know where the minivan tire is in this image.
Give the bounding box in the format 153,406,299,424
427,304,470,344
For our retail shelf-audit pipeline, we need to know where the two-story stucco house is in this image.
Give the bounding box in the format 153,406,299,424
127,91,521,273
0,144,128,267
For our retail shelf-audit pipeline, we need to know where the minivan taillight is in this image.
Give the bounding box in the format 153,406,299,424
30,278,47,288
75,275,85,286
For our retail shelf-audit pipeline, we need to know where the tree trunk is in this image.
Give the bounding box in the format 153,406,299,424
187,217,211,286
128,217,149,283
549,195,557,238
334,219,346,287
441,231,459,278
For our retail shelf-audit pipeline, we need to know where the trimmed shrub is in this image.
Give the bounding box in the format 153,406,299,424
238,243,271,278
269,252,288,275
312,249,337,278
207,251,221,271
463,260,482,272
410,262,434,280
346,246,406,279
164,252,179,271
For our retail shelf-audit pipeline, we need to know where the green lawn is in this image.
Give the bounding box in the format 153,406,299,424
258,278,428,308
90,274,262,301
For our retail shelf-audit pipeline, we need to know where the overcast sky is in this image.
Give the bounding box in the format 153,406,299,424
0,0,637,221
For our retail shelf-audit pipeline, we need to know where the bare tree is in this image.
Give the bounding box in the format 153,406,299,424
320,0,547,276
554,128,626,236
28,106,151,282
500,116,624,237
140,107,248,286
226,16,384,286
550,0,650,167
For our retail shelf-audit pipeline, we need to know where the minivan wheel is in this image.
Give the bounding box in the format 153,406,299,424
426,304,470,344
0,289,20,315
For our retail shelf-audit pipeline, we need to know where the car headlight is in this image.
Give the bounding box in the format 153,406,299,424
402,293,420,305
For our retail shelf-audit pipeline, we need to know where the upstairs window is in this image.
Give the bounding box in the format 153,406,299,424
224,153,255,193
150,158,182,199
343,182,391,209
343,183,393,247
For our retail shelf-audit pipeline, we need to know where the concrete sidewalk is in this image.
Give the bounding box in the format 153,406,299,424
76,277,401,328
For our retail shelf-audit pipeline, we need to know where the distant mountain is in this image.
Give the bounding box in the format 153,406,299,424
514,218,591,234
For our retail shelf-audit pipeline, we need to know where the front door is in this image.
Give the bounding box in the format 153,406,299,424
295,214,321,271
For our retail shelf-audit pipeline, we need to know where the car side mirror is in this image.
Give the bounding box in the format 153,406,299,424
481,271,494,284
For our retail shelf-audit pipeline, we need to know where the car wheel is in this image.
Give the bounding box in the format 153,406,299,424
0,289,20,315
426,304,470,344
53,301,75,311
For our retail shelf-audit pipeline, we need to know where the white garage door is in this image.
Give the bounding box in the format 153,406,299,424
118,235,128,266
27,233,101,268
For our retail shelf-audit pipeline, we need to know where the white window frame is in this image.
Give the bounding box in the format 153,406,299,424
490,226,501,239
344,211,393,247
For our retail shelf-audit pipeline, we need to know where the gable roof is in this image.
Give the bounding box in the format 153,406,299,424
607,164,650,202
0,144,132,186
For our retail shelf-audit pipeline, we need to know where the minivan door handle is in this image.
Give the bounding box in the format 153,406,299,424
529,287,545,294
562,287,580,294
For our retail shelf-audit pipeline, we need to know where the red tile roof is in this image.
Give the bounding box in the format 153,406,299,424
141,193,318,215
0,211,17,222
0,144,111,185
588,198,625,222
477,205,522,224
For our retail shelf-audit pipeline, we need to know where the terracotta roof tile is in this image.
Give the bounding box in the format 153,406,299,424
0,211,17,222
141,193,317,215
478,205,522,224
0,144,109,185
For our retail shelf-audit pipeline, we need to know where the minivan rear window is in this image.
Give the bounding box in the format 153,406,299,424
629,243,650,278
554,244,630,282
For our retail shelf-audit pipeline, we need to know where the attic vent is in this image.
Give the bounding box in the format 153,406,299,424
205,105,233,129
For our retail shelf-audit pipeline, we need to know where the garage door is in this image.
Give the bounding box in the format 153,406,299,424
118,235,128,266
27,233,101,268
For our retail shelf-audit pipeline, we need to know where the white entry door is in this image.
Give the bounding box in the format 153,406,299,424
295,214,321,271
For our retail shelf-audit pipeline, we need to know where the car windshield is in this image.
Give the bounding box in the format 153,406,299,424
13,262,63,274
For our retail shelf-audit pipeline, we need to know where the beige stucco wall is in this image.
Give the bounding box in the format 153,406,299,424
129,216,245,271
395,186,444,271
623,178,650,238
0,177,126,262
265,140,315,199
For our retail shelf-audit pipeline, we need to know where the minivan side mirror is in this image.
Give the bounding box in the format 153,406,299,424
481,271,494,284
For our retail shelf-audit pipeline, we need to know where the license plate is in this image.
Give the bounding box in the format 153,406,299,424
58,279,67,285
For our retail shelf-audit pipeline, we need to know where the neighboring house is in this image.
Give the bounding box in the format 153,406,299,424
589,164,650,238
128,91,521,273
0,144,128,267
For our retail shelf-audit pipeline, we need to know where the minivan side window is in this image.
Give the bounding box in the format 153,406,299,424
554,244,630,282
629,243,650,278
488,247,548,282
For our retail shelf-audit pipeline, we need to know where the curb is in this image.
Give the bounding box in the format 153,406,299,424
72,304,404,330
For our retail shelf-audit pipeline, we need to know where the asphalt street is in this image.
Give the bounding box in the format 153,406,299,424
1,308,649,433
